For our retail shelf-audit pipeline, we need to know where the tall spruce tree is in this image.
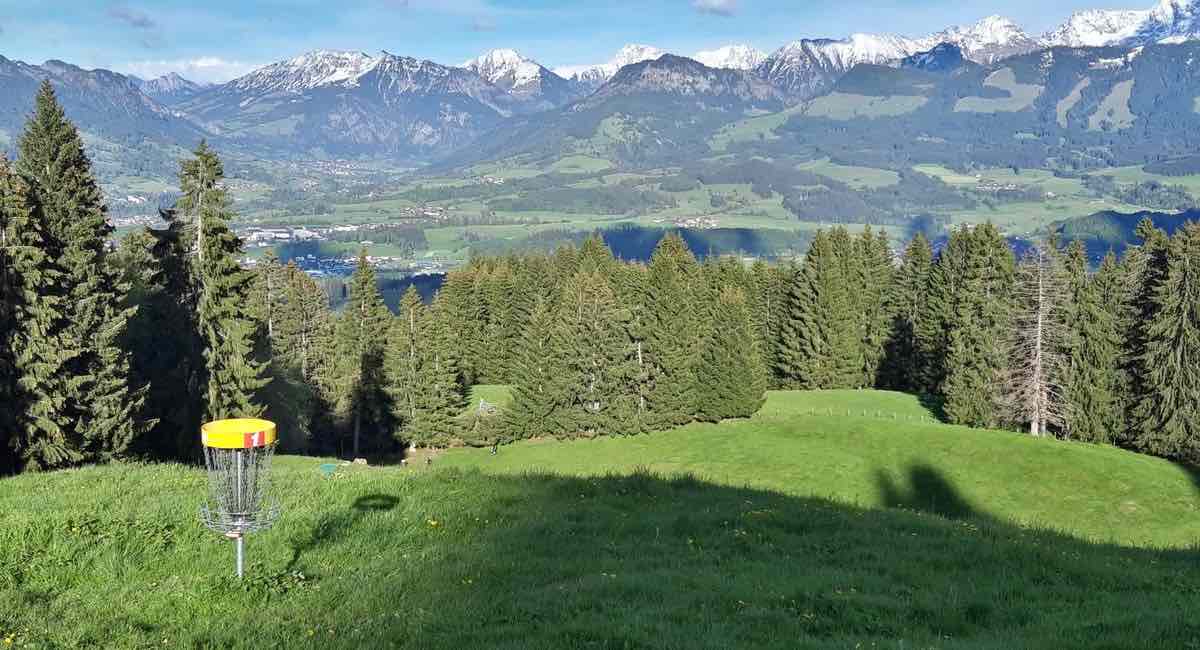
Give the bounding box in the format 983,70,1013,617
333,250,392,457
643,233,702,427
1133,223,1200,461
0,157,74,471
881,233,933,392
175,143,270,422
935,224,1015,428
1062,248,1123,443
777,229,859,389
15,81,145,463
418,293,466,447
1120,219,1171,443
554,269,637,437
695,287,767,421
855,228,895,387
504,296,569,439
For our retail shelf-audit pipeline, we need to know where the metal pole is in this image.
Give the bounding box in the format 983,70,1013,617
236,535,244,578
235,449,243,578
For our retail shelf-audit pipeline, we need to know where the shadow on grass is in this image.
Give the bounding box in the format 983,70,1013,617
875,464,975,520
286,493,398,570
261,468,1200,649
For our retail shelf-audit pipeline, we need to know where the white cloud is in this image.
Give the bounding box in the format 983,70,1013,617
692,0,738,17
116,57,262,83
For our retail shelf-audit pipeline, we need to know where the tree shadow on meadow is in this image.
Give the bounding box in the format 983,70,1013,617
260,467,1200,650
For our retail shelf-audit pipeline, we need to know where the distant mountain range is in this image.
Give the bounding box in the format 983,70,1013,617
3,0,1200,171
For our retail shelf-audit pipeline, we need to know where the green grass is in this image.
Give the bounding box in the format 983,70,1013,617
953,68,1042,114
4,390,1200,647
445,390,1200,548
804,93,928,120
798,159,901,189
1089,80,1136,131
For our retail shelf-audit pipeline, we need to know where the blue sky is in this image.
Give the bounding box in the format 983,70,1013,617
0,0,1145,82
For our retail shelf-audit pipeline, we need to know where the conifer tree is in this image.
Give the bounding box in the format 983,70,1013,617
0,157,74,471
881,233,933,392
936,224,1016,428
333,250,392,457
554,269,637,437
504,296,569,439
855,227,895,387
1133,223,1200,461
418,293,466,446
387,286,423,443
15,81,145,463
175,143,270,422
1062,248,1123,443
695,288,767,421
1006,243,1068,436
437,266,484,385
777,229,859,388
612,262,652,429
643,233,702,427
1120,219,1171,441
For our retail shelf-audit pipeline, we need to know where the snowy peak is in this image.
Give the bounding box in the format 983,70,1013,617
555,44,667,90
462,48,546,87
924,15,1040,63
693,44,768,70
1043,9,1152,47
1041,0,1200,47
229,50,376,93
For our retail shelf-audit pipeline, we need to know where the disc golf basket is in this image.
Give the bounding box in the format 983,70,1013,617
199,419,281,578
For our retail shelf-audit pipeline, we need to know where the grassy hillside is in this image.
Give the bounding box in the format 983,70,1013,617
3,390,1200,648
445,390,1200,548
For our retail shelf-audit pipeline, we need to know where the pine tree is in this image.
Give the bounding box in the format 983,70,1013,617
1062,247,1123,443
612,261,652,431
175,143,270,422
554,269,637,437
1133,223,1200,461
777,229,859,389
1119,218,1170,442
504,296,569,439
418,293,466,446
437,265,484,386
881,233,933,392
333,250,392,457
695,288,767,422
855,228,895,387
387,286,423,444
643,233,702,427
15,81,145,463
937,224,1016,428
0,157,74,471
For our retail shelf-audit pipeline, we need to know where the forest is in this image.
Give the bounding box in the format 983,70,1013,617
3,81,1200,475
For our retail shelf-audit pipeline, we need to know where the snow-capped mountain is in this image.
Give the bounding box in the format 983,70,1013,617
692,45,768,70
924,15,1041,63
462,49,580,110
176,50,514,158
1042,0,1200,48
1043,9,1153,47
754,34,924,99
225,50,376,94
555,44,668,93
137,72,207,105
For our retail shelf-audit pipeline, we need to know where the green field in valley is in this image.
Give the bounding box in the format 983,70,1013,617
3,390,1200,648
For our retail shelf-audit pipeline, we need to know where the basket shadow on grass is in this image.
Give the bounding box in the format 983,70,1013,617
285,494,398,571
271,467,1200,649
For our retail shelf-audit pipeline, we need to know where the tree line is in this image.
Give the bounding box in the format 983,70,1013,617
4,82,1200,474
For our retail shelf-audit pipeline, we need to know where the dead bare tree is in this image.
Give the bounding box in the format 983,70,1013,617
1006,244,1069,436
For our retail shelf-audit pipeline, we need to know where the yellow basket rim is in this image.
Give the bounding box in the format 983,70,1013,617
201,419,277,449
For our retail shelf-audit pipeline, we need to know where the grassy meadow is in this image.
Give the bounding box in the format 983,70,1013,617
3,390,1200,648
